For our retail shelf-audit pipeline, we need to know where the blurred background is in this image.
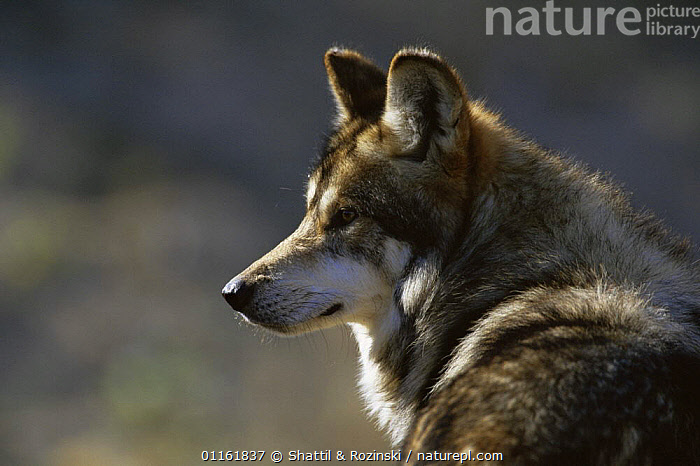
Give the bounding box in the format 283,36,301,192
1,1,698,464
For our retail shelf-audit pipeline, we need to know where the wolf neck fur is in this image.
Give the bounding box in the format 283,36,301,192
348,254,448,445
345,114,517,445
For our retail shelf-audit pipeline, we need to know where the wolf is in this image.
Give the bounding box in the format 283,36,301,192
222,48,700,464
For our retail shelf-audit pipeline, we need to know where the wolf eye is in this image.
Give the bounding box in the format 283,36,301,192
328,207,358,229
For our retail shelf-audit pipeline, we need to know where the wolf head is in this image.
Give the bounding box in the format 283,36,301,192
223,48,476,335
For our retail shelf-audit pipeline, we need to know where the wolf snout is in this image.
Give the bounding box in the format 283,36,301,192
222,277,255,312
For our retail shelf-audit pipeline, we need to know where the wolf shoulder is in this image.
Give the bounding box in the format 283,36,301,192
404,284,700,464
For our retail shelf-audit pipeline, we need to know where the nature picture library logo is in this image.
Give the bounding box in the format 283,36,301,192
486,1,700,38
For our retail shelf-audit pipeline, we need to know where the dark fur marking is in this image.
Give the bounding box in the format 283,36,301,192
311,121,365,176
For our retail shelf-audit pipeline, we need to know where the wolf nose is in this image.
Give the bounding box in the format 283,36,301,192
222,277,255,311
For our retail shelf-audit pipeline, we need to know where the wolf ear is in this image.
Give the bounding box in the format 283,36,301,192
324,48,387,123
381,49,470,164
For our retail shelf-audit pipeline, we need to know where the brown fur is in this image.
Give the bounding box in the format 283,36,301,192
223,48,700,464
